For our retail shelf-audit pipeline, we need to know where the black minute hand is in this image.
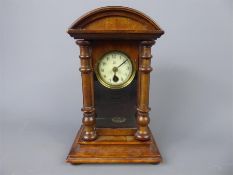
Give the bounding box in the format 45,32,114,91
117,59,127,68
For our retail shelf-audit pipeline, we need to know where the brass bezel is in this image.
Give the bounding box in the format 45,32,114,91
95,51,136,89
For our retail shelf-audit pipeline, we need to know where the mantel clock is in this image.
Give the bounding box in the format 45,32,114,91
66,6,164,164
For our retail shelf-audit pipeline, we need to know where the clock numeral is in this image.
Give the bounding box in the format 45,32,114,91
127,66,130,70
101,68,104,72
109,79,112,82
102,62,106,66
103,75,106,78
112,54,116,58
121,77,124,81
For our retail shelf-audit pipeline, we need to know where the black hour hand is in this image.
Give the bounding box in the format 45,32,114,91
113,74,119,82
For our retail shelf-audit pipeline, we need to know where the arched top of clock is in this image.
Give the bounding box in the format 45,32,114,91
67,6,164,40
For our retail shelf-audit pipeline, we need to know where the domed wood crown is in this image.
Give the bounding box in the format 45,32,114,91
67,6,164,40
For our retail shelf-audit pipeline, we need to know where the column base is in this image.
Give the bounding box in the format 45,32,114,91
135,131,151,141
82,130,97,141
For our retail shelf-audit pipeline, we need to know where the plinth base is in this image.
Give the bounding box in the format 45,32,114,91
66,126,162,164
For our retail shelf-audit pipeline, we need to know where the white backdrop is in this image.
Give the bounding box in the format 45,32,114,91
1,0,232,175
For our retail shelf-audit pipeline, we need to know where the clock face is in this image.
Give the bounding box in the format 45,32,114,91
96,51,135,89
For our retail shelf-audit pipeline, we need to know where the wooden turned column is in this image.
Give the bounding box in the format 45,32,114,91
135,40,155,141
76,40,97,141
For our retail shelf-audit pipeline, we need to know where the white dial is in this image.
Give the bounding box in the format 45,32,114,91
96,51,135,89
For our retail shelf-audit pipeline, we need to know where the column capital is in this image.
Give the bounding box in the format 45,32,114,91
76,40,91,46
140,40,155,47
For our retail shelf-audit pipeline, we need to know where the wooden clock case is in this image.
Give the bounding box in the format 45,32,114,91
66,6,164,164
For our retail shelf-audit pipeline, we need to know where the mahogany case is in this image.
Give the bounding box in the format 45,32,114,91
66,6,164,164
